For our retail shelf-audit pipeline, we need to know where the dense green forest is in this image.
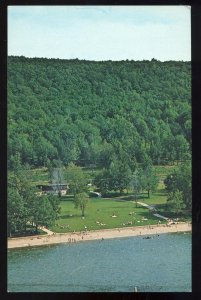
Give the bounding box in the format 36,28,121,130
8,56,192,236
8,56,191,169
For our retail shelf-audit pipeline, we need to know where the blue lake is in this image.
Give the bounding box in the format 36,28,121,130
8,232,191,292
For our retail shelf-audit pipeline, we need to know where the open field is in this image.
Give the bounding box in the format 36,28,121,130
50,195,190,234
50,197,167,233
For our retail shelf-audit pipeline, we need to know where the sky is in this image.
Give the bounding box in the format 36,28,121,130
8,5,191,61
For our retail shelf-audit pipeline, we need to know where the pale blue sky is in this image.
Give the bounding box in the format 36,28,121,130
8,5,191,61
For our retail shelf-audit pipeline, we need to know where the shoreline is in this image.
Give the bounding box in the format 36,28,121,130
8,222,191,249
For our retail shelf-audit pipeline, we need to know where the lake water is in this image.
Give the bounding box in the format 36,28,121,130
8,232,191,292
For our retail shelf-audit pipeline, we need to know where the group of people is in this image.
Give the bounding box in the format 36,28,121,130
166,218,178,226
68,237,77,243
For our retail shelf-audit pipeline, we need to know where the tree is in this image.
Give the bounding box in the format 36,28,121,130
94,168,110,195
177,162,192,210
65,163,88,197
164,162,192,210
174,135,189,164
166,190,186,215
8,169,36,235
7,187,27,237
164,173,177,193
8,165,61,236
94,159,132,195
48,194,61,220
108,160,132,194
34,136,58,167
141,164,159,198
74,192,89,217
99,141,115,168
32,195,57,231
8,152,22,171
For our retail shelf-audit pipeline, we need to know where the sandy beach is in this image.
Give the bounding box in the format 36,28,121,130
7,222,191,249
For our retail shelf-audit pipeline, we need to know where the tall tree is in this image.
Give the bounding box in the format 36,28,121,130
32,195,57,231
8,165,61,236
108,160,132,194
141,164,159,198
164,162,192,211
7,187,27,237
94,168,111,195
74,192,89,217
166,190,186,215
65,163,88,197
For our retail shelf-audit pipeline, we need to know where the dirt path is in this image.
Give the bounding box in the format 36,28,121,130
153,213,169,220
39,226,55,235
137,201,171,221
137,201,157,211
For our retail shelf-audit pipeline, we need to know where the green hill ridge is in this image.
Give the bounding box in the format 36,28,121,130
8,56,191,168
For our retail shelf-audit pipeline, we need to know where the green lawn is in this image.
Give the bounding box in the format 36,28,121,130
50,196,166,233
146,190,167,206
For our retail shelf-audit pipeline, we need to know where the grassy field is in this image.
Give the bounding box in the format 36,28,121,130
48,190,190,233
50,196,166,233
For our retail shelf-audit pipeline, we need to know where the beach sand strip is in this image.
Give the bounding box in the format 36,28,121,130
8,223,191,249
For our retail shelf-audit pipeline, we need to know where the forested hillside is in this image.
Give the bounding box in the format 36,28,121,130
8,56,191,169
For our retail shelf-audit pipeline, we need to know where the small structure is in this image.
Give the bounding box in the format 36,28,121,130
36,184,68,196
